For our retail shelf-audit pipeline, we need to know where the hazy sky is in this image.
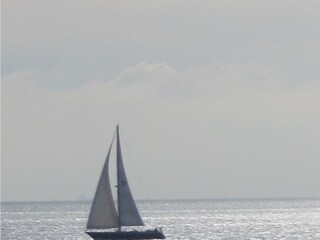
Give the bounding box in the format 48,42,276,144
2,0,320,201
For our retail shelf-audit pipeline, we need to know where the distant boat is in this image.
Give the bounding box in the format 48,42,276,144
86,125,165,239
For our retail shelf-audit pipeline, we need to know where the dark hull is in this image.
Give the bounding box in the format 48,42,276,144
86,229,166,239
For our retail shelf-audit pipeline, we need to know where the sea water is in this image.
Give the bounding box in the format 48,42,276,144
1,199,320,240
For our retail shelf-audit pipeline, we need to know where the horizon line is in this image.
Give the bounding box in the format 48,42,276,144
2,196,320,204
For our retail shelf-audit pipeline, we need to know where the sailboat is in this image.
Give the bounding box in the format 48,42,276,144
86,125,166,239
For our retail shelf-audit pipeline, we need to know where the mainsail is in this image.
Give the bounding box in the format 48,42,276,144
116,126,144,227
87,126,144,230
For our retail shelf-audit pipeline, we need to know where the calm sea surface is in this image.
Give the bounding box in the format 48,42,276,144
1,199,320,239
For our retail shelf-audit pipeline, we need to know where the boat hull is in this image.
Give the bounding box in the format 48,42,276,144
86,229,166,239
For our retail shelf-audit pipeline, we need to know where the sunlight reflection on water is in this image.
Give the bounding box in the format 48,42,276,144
2,199,320,239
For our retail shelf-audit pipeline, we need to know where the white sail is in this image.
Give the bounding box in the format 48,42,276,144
116,126,144,227
87,136,118,229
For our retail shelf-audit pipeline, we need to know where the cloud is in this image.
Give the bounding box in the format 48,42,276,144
2,62,320,201
3,0,320,89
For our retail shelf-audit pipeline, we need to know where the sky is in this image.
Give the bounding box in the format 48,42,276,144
2,0,320,202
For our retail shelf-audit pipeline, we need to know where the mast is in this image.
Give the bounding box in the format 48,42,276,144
116,125,122,230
